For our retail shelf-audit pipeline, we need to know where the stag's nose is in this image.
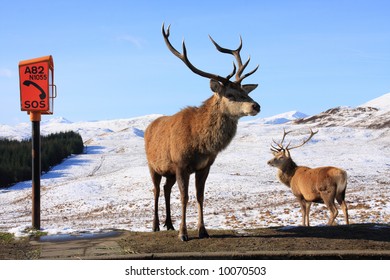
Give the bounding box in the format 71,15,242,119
267,159,274,166
252,102,261,113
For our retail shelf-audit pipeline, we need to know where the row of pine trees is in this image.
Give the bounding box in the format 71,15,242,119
0,131,84,187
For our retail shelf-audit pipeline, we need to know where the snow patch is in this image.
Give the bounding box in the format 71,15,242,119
360,92,390,112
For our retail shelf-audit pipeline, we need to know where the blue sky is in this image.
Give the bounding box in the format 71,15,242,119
0,0,389,125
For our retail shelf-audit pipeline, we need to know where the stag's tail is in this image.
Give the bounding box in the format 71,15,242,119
336,169,348,196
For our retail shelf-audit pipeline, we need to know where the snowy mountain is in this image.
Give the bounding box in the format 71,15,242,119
0,94,389,237
361,92,390,111
295,92,390,129
250,110,308,125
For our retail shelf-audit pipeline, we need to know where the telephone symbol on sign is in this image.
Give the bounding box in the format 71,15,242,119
22,80,46,100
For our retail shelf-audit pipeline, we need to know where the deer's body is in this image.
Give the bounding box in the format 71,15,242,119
268,130,349,226
146,96,238,176
145,24,260,241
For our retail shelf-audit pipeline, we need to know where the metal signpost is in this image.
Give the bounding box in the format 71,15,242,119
19,55,56,230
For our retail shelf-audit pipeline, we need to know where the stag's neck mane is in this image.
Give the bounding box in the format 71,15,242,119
277,159,298,187
194,95,239,154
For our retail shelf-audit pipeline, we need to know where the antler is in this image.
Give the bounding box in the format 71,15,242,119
162,23,258,85
162,23,229,84
209,36,259,84
270,129,292,152
270,129,318,152
287,128,318,150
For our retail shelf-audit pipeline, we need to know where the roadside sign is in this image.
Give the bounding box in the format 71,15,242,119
18,55,57,230
19,55,55,114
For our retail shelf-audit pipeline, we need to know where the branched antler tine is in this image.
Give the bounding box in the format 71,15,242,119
162,23,181,58
236,64,259,83
280,129,292,146
162,23,228,84
226,62,237,80
165,23,170,36
288,129,319,150
209,35,242,55
236,56,250,78
270,140,283,152
270,129,292,152
208,34,258,83
236,36,243,53
272,139,283,149
209,35,241,81
209,35,248,81
270,145,280,153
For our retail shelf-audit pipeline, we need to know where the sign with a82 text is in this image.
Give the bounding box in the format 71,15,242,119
19,56,53,113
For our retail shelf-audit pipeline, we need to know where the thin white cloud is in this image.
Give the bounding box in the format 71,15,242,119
0,68,13,78
117,35,145,49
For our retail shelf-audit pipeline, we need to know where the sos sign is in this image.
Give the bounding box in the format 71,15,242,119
19,56,54,114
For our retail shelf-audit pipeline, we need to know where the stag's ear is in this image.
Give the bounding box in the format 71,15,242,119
210,79,223,95
242,84,258,95
285,149,290,158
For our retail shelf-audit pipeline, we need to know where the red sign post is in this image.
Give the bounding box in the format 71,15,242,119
19,55,56,230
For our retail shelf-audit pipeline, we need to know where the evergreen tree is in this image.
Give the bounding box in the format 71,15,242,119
0,131,84,187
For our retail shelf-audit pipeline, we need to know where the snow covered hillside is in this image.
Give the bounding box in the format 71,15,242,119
0,94,389,237
295,93,390,129
249,110,307,125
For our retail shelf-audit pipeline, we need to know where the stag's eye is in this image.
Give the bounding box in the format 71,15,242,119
226,93,236,101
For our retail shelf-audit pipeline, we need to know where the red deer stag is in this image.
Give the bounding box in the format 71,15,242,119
267,129,349,226
144,24,260,241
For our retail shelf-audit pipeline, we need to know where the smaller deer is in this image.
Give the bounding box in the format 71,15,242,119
267,129,349,226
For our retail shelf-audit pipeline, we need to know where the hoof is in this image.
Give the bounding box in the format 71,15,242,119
153,226,160,232
179,234,189,242
164,222,175,231
198,228,210,239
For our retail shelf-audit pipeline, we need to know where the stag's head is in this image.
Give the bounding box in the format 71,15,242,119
267,129,318,169
162,23,260,118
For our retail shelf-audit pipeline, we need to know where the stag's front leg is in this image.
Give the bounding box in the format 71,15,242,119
305,201,312,226
298,197,308,226
195,167,211,239
150,169,162,232
163,176,176,230
176,169,190,241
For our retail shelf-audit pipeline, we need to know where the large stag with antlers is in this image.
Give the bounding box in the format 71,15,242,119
144,24,260,241
267,129,349,226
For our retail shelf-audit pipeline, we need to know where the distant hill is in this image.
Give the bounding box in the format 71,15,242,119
249,110,308,125
294,92,390,129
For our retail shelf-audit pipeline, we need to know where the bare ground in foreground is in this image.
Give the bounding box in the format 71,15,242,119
119,223,390,259
1,223,389,259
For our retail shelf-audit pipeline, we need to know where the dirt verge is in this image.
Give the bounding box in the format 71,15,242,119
0,233,40,259
1,223,389,259
118,223,390,259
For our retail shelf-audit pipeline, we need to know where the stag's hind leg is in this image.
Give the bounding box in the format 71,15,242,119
176,168,190,241
149,168,162,232
322,191,339,226
336,189,349,225
163,176,176,230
